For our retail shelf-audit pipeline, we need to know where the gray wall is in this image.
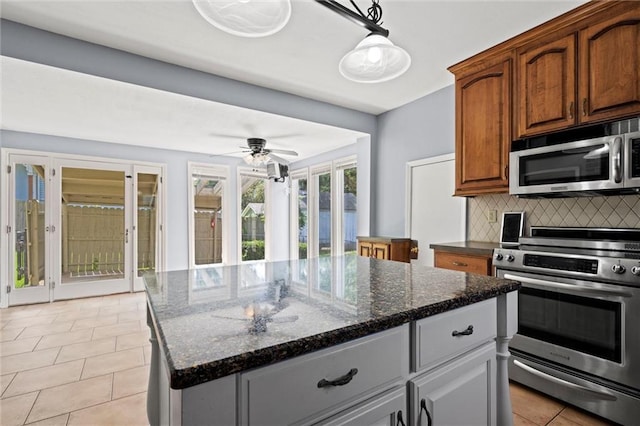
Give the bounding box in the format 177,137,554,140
375,85,455,236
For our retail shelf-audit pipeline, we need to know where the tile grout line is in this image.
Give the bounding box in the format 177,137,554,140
21,389,40,426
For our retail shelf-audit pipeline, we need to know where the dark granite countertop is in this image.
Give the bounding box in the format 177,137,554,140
429,241,500,256
145,255,519,389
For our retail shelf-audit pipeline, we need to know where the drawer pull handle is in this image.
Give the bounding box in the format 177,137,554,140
420,399,433,426
452,261,468,267
317,368,358,388
396,410,406,426
452,325,474,337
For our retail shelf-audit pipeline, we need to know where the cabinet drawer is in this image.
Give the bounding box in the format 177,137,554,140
241,325,409,426
434,252,491,275
412,299,496,373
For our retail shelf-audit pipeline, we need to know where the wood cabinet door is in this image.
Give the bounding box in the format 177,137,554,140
371,243,390,260
579,6,640,124
455,59,511,196
517,33,577,137
358,242,373,258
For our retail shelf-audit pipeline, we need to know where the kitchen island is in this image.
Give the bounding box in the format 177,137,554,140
145,255,520,426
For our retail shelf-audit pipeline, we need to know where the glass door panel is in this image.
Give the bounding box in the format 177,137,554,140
240,175,266,262
55,162,131,299
134,166,162,291
8,155,51,305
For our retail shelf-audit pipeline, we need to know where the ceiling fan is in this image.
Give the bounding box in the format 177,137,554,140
241,137,298,166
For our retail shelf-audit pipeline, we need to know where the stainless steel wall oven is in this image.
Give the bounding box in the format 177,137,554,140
494,227,640,425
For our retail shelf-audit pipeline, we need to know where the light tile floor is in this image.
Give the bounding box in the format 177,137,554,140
1,292,618,426
511,382,616,426
1,292,149,426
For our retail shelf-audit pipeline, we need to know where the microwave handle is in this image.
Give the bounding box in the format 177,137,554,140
612,136,622,183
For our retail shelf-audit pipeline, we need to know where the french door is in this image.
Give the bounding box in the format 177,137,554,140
5,153,163,306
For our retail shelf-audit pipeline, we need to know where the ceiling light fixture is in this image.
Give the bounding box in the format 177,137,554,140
244,152,269,166
192,0,292,38
316,0,411,83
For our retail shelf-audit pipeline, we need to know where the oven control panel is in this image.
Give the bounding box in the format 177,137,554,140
493,248,640,286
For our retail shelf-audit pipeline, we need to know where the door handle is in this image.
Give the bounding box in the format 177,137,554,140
420,399,433,426
513,360,616,401
568,101,574,119
317,368,358,388
452,325,474,337
612,136,622,184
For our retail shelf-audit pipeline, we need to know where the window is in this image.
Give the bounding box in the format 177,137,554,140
239,171,268,262
335,158,357,303
290,157,358,298
189,163,228,267
290,170,308,284
310,164,332,292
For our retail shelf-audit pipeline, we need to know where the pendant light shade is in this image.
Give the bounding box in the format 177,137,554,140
192,0,292,38
339,33,411,83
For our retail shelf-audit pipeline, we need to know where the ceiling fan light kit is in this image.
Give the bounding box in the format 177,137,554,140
192,0,292,38
193,0,410,83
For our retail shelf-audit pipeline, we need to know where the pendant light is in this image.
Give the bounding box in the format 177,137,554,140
339,33,411,83
192,0,292,38
317,0,411,83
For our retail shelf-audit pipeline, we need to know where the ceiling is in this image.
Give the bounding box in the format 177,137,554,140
0,0,587,159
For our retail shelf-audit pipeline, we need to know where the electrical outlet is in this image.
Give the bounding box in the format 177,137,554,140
487,210,497,223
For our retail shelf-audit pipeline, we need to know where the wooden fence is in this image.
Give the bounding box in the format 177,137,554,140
194,210,223,265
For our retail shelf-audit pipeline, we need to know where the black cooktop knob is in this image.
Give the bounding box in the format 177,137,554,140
506,254,515,262
495,253,504,261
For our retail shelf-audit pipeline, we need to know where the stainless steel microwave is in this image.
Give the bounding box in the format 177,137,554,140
510,131,640,197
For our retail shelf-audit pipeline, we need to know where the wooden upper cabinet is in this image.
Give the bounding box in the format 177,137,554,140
517,33,577,137
579,7,640,124
517,3,640,137
454,58,511,196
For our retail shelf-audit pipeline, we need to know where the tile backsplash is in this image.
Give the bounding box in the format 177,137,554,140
468,194,640,242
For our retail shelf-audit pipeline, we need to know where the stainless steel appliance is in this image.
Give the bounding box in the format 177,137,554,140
510,130,640,197
494,227,640,425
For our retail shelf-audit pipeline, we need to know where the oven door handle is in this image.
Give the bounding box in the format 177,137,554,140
503,274,632,298
513,360,617,401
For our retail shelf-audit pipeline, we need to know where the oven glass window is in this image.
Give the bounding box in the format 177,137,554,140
519,144,610,186
519,287,621,363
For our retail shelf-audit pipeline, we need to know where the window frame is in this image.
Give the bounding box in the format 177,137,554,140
237,167,269,263
188,162,229,268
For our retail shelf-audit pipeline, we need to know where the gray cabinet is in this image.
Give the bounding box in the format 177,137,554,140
409,342,497,426
240,326,409,426
318,387,407,426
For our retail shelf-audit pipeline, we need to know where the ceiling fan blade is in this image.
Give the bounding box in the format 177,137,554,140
267,148,298,156
267,153,290,164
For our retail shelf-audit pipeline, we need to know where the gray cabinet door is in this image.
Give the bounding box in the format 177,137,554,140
318,387,406,426
409,342,496,426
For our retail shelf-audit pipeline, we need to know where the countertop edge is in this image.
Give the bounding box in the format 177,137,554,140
429,241,499,256
155,281,520,390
